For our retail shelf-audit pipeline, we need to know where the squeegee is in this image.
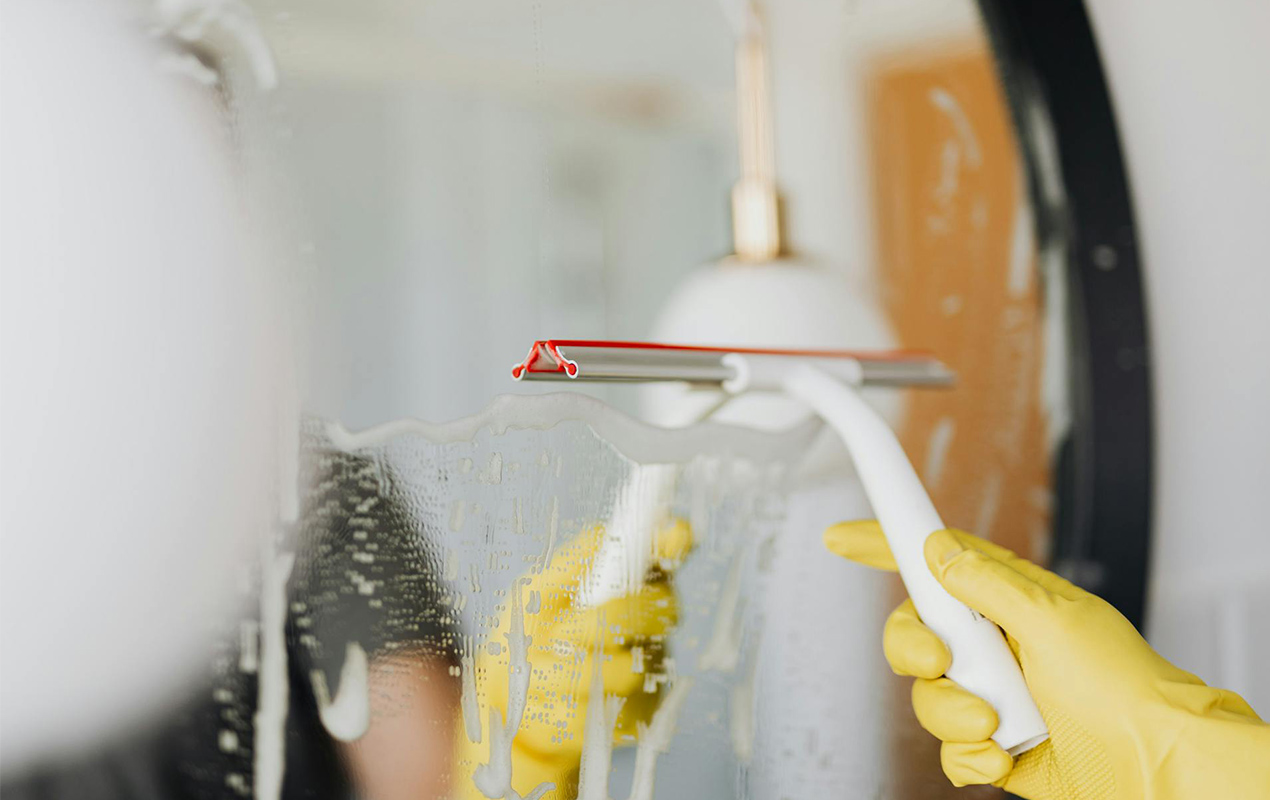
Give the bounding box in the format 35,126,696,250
512,338,1049,756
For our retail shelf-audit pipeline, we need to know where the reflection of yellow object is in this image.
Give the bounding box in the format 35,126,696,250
825,521,1270,800
455,520,691,800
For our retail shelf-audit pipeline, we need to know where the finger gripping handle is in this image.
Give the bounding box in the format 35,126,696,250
900,534,1049,755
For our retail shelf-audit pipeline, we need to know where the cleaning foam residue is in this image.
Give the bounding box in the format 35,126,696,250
238,619,260,673
472,582,540,799
253,548,294,800
460,635,482,744
325,393,818,469
730,638,761,763
576,631,626,800
480,452,504,485
627,678,695,800
698,548,748,672
310,641,371,742
538,497,559,574
319,392,802,797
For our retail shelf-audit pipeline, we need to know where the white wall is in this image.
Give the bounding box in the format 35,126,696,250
1086,0,1270,714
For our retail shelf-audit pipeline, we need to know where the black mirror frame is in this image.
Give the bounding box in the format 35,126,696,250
977,0,1154,630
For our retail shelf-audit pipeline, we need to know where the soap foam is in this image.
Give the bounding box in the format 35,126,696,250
310,641,370,742
254,549,294,800
576,634,626,800
698,548,747,672
627,678,694,800
326,392,819,468
472,582,532,799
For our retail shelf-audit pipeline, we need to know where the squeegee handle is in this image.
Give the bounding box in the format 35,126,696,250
781,365,1049,756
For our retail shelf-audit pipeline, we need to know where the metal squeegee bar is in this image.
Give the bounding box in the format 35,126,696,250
511,339,955,387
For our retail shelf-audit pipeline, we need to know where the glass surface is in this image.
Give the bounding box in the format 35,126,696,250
0,0,1103,797
194,0,1049,797
231,394,1005,799
290,403,802,799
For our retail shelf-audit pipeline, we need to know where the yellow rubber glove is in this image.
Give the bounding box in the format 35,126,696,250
824,521,1270,800
455,520,692,800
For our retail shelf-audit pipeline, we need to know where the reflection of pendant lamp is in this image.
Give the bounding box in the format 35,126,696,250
643,3,899,435
641,4,898,791
729,10,780,264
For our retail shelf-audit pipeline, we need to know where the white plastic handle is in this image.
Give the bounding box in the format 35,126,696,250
777,363,1048,755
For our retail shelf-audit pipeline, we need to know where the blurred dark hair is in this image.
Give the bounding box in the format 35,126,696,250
1,427,458,800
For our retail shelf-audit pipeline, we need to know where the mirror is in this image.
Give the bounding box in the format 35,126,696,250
1,1,1152,798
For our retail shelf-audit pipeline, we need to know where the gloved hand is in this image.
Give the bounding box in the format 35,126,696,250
456,520,692,800
824,521,1270,800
